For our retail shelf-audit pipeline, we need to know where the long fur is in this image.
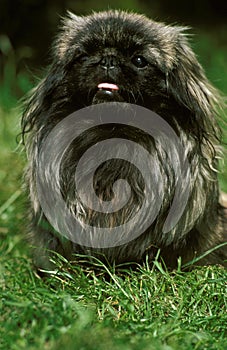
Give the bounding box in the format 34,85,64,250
21,10,227,270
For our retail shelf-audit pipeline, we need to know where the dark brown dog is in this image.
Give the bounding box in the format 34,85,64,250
21,10,227,271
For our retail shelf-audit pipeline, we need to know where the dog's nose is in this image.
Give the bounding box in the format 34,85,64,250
100,55,117,70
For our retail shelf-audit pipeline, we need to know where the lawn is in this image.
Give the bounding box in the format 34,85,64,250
0,29,227,350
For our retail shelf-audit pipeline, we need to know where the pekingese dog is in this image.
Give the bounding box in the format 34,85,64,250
21,10,227,271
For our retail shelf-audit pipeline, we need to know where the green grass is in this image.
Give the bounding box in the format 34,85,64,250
0,30,227,350
1,250,227,349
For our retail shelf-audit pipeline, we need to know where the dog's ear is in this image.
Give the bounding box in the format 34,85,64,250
54,11,86,60
21,67,66,146
166,31,222,141
21,12,86,144
21,80,46,144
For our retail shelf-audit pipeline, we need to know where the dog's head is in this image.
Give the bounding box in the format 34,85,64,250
22,10,222,145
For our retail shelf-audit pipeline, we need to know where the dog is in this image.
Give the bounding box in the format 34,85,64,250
21,10,227,271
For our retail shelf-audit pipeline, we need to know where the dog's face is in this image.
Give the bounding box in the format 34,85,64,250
59,12,169,108
56,12,168,107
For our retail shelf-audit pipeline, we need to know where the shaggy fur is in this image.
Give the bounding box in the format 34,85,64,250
21,10,227,271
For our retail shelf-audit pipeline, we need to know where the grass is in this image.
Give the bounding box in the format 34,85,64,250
1,250,227,349
0,30,227,350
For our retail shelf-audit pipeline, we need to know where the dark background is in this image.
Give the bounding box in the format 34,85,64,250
1,0,227,67
0,0,226,110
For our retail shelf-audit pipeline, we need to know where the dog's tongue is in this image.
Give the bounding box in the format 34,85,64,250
93,82,123,103
98,83,119,91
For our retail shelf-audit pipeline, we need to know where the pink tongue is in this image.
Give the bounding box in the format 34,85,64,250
98,83,119,91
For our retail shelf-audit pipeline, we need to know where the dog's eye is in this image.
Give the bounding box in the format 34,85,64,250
131,55,148,68
77,54,89,63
